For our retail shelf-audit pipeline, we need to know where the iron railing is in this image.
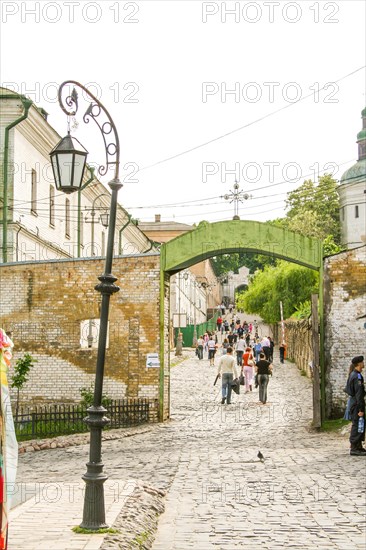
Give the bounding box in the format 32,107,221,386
13,399,153,440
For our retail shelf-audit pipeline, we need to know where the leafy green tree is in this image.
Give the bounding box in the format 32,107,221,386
211,251,276,277
11,353,37,419
236,261,319,323
285,174,341,244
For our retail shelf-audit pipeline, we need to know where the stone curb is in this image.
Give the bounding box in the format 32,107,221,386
18,423,159,454
101,480,166,549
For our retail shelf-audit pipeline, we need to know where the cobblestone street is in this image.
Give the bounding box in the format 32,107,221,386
15,350,366,549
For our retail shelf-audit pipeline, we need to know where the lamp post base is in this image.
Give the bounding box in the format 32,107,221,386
80,471,108,530
80,406,110,530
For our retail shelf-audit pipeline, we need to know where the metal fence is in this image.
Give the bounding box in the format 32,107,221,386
175,312,219,347
13,399,152,440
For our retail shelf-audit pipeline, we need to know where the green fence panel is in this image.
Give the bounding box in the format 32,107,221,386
174,313,219,348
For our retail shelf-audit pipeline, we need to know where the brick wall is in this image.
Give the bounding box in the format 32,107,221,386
0,253,163,418
324,245,366,418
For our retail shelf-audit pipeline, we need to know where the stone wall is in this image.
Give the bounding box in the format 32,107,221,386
280,319,313,377
0,253,163,419
324,245,366,418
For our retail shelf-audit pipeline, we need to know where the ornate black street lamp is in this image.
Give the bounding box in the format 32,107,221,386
50,81,122,529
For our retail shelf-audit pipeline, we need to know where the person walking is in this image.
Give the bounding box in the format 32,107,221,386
261,336,271,361
254,339,262,362
242,346,255,393
346,356,366,456
216,316,223,333
269,337,275,362
256,352,273,404
196,335,204,360
217,346,239,405
207,335,217,366
235,335,246,367
221,337,229,355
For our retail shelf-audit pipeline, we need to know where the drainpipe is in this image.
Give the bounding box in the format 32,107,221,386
118,213,132,255
2,96,33,263
77,167,95,257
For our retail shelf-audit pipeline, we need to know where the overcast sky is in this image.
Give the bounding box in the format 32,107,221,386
1,0,365,225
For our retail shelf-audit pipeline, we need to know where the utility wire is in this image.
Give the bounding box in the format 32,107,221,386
137,66,365,172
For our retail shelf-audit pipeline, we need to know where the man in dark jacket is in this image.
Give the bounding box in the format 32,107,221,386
347,355,366,456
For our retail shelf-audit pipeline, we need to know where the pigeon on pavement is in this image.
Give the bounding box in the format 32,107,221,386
257,451,265,462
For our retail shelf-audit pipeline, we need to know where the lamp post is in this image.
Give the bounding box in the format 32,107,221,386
50,81,121,530
221,181,252,220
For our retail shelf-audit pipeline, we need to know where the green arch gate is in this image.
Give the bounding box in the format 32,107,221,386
159,221,324,422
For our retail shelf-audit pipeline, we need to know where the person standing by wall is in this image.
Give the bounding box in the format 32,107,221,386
279,341,286,364
217,347,239,405
346,356,366,456
256,352,273,405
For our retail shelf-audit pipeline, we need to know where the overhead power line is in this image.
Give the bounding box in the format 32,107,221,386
137,66,365,172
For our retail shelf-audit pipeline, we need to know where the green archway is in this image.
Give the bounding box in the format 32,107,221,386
159,220,324,420
162,220,322,273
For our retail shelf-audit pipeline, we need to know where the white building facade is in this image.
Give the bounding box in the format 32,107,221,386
338,107,366,249
0,87,153,263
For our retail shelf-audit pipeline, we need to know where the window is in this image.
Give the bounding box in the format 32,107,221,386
65,198,70,238
355,205,359,218
49,185,55,226
342,206,345,221
31,169,37,215
80,319,109,349
101,231,106,256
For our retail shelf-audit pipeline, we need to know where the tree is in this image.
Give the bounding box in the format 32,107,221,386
11,353,37,419
211,251,276,277
285,174,341,245
236,261,319,324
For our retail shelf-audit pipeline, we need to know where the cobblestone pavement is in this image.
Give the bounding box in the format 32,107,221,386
16,349,366,549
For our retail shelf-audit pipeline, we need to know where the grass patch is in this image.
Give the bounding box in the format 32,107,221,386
72,526,120,535
320,418,350,432
132,530,151,548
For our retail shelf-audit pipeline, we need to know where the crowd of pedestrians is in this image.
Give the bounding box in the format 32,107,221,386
200,312,366,458
196,315,275,405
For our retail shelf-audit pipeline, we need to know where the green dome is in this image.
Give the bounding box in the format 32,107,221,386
357,128,366,141
362,107,366,117
340,160,366,184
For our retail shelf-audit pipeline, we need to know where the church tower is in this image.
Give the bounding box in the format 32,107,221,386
338,108,366,249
